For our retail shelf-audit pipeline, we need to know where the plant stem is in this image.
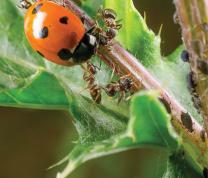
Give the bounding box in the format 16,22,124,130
173,0,208,135
65,0,208,171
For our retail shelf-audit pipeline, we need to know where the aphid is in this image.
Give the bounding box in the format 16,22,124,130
200,129,206,142
173,11,179,24
181,112,194,132
187,72,202,113
187,72,197,92
200,23,208,32
158,97,171,114
197,59,208,75
203,167,208,178
104,75,133,103
82,63,102,104
181,50,189,62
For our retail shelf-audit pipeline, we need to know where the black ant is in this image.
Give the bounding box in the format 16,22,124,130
82,62,102,104
103,75,133,103
93,7,122,46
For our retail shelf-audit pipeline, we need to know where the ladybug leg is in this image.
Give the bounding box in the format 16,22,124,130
110,64,116,81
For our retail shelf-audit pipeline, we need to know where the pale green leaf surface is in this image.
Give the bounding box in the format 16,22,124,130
0,70,69,109
150,46,203,124
162,153,203,178
56,91,178,178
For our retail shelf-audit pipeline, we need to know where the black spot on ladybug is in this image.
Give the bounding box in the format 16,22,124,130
60,16,69,24
37,51,44,57
58,49,73,60
181,112,194,132
159,97,171,114
203,167,208,178
181,50,189,62
32,3,43,14
39,26,48,39
200,129,206,142
197,59,208,75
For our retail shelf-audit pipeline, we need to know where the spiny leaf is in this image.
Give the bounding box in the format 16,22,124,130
0,70,69,110
56,91,178,178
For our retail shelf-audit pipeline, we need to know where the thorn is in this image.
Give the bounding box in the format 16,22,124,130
158,24,163,36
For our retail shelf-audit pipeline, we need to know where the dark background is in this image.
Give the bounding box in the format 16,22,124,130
0,0,181,178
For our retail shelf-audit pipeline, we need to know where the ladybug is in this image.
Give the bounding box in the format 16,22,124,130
23,0,97,66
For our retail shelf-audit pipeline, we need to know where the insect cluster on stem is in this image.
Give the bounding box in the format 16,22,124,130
20,0,132,104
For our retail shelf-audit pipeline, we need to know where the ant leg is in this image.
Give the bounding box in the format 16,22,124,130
118,91,125,104
120,73,131,80
80,63,88,71
93,88,102,104
110,63,116,81
96,5,104,20
125,93,133,101
16,5,21,9
62,0,65,7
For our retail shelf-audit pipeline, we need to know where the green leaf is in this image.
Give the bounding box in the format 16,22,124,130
81,0,103,17
0,0,44,67
163,153,203,178
0,70,69,110
0,0,45,91
104,0,161,66
56,91,178,178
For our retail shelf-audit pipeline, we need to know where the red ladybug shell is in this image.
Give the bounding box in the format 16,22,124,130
24,0,85,66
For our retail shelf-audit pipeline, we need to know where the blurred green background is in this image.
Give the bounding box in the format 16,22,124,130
0,0,181,178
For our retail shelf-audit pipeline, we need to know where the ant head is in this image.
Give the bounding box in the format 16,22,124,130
19,0,32,9
119,77,133,91
103,9,117,20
